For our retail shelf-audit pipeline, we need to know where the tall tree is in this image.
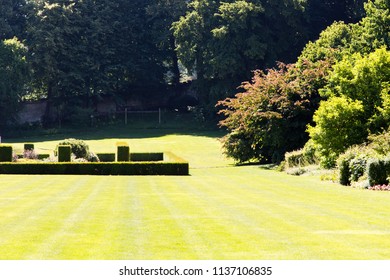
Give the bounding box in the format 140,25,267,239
27,0,168,125
173,0,308,113
0,0,29,40
146,0,187,86
305,0,366,39
0,38,29,127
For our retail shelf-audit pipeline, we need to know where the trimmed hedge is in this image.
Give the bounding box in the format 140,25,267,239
24,143,34,151
57,138,89,159
117,145,129,162
0,161,189,176
58,145,71,162
367,158,390,186
38,154,50,160
338,157,351,186
0,145,13,162
96,153,115,162
130,152,164,162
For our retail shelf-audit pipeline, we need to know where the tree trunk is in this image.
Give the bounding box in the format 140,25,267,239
43,81,54,127
170,34,181,87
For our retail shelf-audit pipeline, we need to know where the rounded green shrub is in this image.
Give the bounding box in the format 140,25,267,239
367,158,389,186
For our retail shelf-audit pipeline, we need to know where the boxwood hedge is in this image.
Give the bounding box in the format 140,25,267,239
130,153,164,162
0,161,189,175
0,145,13,162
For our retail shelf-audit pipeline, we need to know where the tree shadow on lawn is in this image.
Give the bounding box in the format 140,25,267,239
4,124,226,144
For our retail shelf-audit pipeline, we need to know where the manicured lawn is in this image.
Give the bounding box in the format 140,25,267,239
1,127,390,259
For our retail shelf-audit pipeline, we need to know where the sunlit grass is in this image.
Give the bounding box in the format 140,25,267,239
1,128,390,259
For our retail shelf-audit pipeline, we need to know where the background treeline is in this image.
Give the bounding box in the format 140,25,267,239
218,0,390,179
3,0,389,179
1,0,366,128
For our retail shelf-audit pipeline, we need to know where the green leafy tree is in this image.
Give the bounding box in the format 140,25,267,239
0,0,29,39
308,48,390,166
173,0,308,114
146,0,187,86
0,38,29,127
353,0,390,53
305,0,366,38
307,96,366,167
27,0,168,125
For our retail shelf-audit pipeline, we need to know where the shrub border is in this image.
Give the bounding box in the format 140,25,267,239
0,151,189,176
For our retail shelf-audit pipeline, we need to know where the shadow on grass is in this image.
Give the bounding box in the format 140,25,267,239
4,123,226,144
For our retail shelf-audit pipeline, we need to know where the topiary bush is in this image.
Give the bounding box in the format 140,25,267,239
57,138,90,159
367,158,390,186
24,143,34,151
0,145,13,162
338,156,352,186
58,145,71,162
117,144,129,162
367,158,390,187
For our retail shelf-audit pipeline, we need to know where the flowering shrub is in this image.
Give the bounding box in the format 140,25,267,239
369,185,390,191
23,149,38,160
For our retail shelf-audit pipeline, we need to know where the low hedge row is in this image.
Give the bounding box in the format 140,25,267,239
96,152,164,162
130,153,164,162
0,161,189,176
96,153,116,162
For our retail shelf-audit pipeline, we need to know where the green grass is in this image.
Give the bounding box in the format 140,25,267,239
1,127,390,259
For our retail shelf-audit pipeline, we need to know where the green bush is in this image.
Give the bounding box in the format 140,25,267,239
96,153,115,162
117,145,129,162
57,138,89,159
285,150,304,168
284,140,319,169
58,145,71,162
338,156,351,186
0,145,13,162
24,144,34,151
349,157,368,182
308,96,366,168
336,146,368,186
368,130,390,155
367,158,390,186
87,152,99,162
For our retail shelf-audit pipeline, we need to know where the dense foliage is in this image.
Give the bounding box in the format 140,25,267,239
0,38,28,128
219,0,390,165
217,60,331,163
308,48,390,166
0,0,367,128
